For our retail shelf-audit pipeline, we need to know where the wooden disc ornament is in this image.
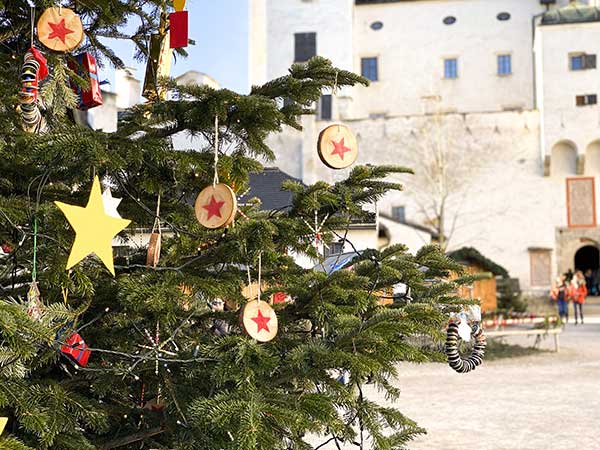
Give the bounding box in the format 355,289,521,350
146,232,161,267
241,300,278,342
37,7,84,52
194,183,237,229
317,124,358,169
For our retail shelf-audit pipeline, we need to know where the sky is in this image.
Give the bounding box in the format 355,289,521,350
103,0,249,94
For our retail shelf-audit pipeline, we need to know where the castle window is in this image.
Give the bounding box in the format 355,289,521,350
444,58,458,79
370,21,383,31
319,95,332,120
529,249,551,287
324,241,344,257
361,57,379,81
497,12,511,21
570,53,596,71
392,206,406,223
497,54,512,76
294,32,316,62
443,16,456,25
576,94,597,107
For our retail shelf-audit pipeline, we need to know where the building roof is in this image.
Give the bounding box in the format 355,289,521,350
379,212,437,238
239,168,377,226
175,71,220,89
541,2,600,26
313,252,359,273
238,167,303,211
447,247,509,278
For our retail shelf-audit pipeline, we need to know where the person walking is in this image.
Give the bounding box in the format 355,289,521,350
572,270,587,325
551,275,569,324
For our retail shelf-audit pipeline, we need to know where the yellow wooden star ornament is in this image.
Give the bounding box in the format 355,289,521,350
55,176,131,276
0,417,7,434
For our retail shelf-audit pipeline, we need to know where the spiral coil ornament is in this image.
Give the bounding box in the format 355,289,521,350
445,321,486,373
18,48,48,134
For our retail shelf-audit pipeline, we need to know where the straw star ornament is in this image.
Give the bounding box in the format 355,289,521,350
55,176,131,275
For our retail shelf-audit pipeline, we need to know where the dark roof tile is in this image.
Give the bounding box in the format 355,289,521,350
238,167,303,211
541,3,600,26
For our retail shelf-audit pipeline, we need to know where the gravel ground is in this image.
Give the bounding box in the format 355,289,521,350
309,300,600,450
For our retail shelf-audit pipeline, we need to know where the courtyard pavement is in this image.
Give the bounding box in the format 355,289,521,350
309,298,600,450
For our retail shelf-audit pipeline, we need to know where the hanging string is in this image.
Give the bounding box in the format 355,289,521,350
213,115,219,187
333,70,339,95
155,321,160,375
257,252,262,304
31,216,38,282
30,6,35,47
157,194,162,236
152,193,161,234
246,265,253,300
246,253,262,303
333,71,341,131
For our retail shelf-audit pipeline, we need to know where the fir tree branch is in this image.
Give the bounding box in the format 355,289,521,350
96,426,165,450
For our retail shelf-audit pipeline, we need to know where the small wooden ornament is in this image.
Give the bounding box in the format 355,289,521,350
143,397,166,412
37,7,84,52
241,300,278,342
317,124,358,169
146,232,161,267
0,417,7,435
27,281,43,320
194,183,237,229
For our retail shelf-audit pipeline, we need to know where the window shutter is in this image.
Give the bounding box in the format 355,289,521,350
392,206,406,223
571,55,584,71
576,95,585,106
294,33,316,62
586,54,597,69
361,57,378,81
319,95,332,120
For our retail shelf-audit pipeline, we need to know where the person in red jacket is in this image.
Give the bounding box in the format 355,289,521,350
572,270,587,325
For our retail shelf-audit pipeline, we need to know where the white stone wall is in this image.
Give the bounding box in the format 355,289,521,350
87,91,117,133
536,21,600,162
253,0,355,82
378,216,432,255
291,226,379,269
265,109,587,291
114,68,141,109
351,0,545,118
249,0,268,88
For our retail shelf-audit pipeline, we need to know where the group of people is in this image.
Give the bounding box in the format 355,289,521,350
550,270,587,325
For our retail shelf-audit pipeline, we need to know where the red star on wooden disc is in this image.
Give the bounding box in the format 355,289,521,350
251,309,271,333
202,195,225,220
330,138,352,160
47,18,74,44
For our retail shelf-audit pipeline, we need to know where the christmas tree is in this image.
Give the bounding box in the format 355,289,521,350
0,2,473,449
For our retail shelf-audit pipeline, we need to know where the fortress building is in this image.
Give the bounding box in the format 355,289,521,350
249,0,600,292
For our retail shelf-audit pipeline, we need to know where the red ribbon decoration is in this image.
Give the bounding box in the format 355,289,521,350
169,11,188,48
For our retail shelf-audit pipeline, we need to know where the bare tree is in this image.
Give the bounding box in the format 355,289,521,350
403,103,486,250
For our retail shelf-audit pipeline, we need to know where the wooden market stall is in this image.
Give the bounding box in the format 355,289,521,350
447,247,510,313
